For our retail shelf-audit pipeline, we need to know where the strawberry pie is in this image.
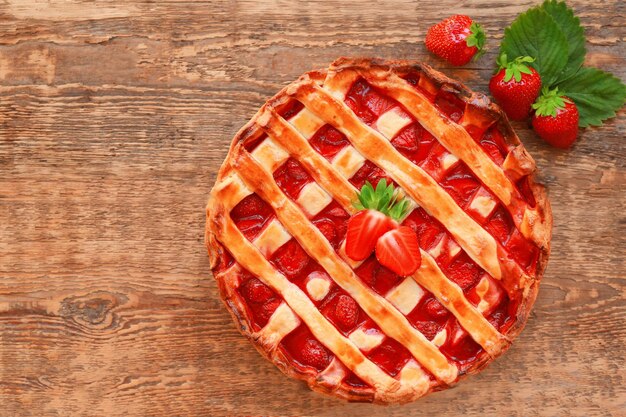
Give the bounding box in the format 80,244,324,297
205,58,552,403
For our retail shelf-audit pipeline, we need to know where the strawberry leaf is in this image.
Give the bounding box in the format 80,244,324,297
556,67,626,127
500,7,569,87
542,0,586,83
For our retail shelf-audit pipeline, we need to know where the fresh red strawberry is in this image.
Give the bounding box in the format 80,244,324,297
531,87,579,148
425,15,486,66
345,180,410,261
333,294,359,331
346,210,397,261
375,226,422,276
489,54,542,121
301,339,331,370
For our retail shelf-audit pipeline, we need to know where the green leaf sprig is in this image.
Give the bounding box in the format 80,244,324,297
499,0,625,127
353,179,411,222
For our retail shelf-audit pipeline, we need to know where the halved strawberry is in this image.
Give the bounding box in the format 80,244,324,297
345,180,410,261
375,226,422,276
345,210,397,261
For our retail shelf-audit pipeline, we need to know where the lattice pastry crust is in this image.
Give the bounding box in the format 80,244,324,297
205,58,552,404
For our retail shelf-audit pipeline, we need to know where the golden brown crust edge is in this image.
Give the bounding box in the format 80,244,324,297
205,57,553,404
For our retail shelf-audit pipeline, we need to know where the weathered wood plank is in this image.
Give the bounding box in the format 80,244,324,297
0,0,624,416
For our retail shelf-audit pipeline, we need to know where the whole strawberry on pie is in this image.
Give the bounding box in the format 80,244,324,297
206,58,552,404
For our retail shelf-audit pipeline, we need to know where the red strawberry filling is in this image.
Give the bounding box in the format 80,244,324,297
230,194,275,241
238,274,282,330
270,239,310,279
214,249,234,273
506,229,540,273
484,206,514,245
424,298,450,319
440,162,481,208
516,175,537,207
343,372,369,388
390,122,436,165
312,218,338,248
402,208,445,250
439,326,484,371
442,253,482,291
355,256,404,296
281,324,333,371
313,201,350,249
321,291,363,334
309,124,350,161
349,161,392,189
241,277,274,303
279,100,304,120
274,158,313,200
367,338,412,377
406,294,450,340
478,126,509,165
434,90,465,122
345,78,397,124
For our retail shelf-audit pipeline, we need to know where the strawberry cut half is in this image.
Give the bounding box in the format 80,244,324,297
375,226,422,277
345,209,397,261
345,179,411,262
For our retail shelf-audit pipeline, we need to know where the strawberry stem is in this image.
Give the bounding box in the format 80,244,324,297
353,180,411,222
496,53,535,83
466,22,486,60
532,86,571,117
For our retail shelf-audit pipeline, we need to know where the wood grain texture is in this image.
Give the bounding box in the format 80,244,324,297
0,1,624,416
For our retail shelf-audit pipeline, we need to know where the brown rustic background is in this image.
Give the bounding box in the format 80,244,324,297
1,1,624,416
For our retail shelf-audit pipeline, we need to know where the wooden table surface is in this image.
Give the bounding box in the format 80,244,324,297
1,1,624,416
